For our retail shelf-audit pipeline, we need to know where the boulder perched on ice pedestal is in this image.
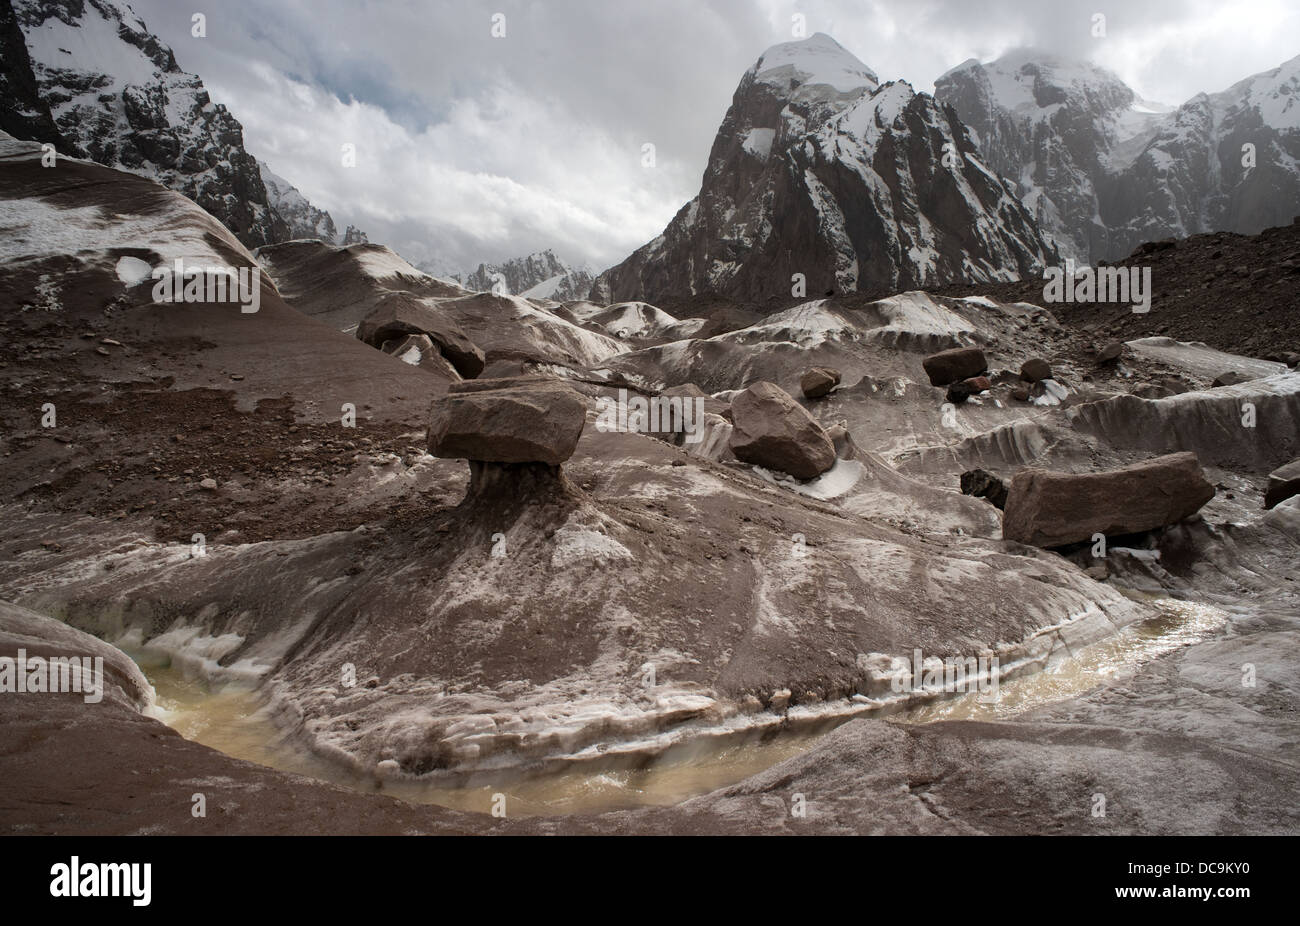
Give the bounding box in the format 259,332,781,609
1002,452,1215,548
729,381,835,479
427,377,587,465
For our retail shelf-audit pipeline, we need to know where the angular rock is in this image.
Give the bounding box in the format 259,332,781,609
428,377,587,465
1020,358,1053,382
729,381,835,479
947,376,991,404
960,469,1008,510
800,367,842,399
358,293,485,378
923,347,987,387
1211,371,1251,388
1265,458,1300,509
1096,342,1124,365
1002,452,1216,548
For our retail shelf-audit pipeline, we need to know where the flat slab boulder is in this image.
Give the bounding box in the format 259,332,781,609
922,347,986,386
729,381,835,479
428,377,587,464
1265,458,1300,509
1002,452,1215,547
358,292,485,378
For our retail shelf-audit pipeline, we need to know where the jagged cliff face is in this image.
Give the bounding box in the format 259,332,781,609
936,49,1300,263
462,249,594,300
0,0,73,152
10,0,288,247
593,33,1057,304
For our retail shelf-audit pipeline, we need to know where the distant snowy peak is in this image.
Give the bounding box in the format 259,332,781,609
462,249,594,300
11,0,288,247
259,161,338,244
1211,53,1300,130
341,225,369,246
595,35,1056,303
939,50,1141,123
936,47,1300,263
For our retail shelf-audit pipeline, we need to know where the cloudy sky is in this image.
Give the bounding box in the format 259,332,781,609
128,0,1300,275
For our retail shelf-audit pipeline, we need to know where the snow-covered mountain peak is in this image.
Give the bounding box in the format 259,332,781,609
752,32,878,96
9,0,288,247
1214,53,1300,129
939,48,1141,124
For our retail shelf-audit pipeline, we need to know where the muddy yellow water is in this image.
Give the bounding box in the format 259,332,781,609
134,596,1227,817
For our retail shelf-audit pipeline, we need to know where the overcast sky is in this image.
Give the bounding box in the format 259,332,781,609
127,0,1300,275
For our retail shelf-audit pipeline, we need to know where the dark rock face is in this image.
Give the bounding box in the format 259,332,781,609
800,366,841,398
936,49,1300,264
729,381,835,479
960,469,1008,509
12,0,289,247
923,346,987,386
593,33,1057,304
427,377,588,465
357,293,485,378
1002,452,1216,547
1265,458,1300,509
0,0,77,153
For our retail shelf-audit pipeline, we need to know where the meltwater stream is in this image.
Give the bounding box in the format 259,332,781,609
132,596,1229,817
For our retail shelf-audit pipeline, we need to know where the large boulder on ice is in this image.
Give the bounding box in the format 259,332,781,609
427,377,587,465
729,381,835,479
1265,457,1300,509
1002,452,1215,548
357,292,485,378
922,347,987,387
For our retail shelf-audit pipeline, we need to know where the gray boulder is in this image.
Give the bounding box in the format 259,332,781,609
729,381,835,479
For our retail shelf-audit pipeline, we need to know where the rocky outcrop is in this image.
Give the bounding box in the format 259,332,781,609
594,33,1057,303
1002,452,1215,547
428,377,588,466
728,381,835,478
357,292,485,378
